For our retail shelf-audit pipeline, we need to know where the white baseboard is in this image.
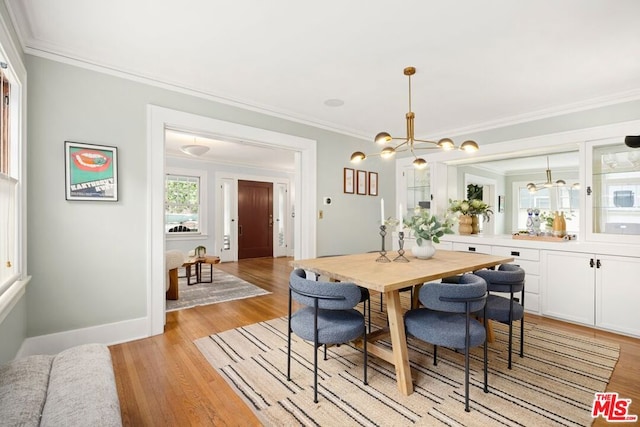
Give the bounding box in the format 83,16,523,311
17,316,151,358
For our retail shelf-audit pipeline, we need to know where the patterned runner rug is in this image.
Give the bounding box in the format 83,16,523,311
166,267,270,311
195,303,619,426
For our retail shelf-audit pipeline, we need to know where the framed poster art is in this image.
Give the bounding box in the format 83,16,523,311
368,172,378,196
65,141,118,201
343,167,354,194
357,170,367,195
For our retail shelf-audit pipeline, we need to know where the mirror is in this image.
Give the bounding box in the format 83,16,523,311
446,150,580,235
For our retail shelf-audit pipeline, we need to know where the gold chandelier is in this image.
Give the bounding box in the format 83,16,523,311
350,66,479,169
526,157,580,193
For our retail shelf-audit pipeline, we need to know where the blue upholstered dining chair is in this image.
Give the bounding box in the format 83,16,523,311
314,255,372,333
287,268,368,403
404,273,488,412
473,264,525,369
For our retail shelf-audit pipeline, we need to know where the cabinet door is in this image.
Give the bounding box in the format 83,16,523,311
596,255,640,336
542,251,595,325
586,139,640,244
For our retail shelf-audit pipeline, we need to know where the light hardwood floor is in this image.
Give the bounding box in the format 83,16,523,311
110,257,640,426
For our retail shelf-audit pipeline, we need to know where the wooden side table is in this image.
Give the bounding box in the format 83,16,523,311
196,256,221,283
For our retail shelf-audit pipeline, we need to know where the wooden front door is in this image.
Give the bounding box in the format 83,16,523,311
238,180,273,259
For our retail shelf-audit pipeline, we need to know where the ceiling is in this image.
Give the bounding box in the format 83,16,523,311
6,0,640,172
164,130,296,171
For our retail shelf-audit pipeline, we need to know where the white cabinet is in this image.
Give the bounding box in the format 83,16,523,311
541,251,596,325
450,240,540,313
595,254,640,337
491,245,541,314
542,250,640,336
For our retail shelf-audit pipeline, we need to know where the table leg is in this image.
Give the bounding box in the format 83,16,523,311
186,265,195,286
196,261,202,283
411,284,423,309
385,290,414,395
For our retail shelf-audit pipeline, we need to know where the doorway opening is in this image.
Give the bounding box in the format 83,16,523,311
149,105,317,336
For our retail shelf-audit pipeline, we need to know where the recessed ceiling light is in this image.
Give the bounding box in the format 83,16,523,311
324,99,344,107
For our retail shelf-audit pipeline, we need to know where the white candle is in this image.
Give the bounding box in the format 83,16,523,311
398,203,404,231
380,198,385,225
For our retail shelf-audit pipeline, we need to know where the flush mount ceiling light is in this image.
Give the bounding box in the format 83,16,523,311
526,156,579,193
349,66,479,169
180,143,209,157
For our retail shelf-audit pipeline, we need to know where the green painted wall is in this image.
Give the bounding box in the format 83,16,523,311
24,54,394,337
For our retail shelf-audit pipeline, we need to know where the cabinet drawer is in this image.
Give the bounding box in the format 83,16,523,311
492,246,540,261
452,242,492,255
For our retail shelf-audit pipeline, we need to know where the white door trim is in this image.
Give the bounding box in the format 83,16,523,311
147,105,317,336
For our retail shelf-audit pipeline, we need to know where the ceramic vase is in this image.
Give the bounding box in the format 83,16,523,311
412,240,436,260
471,215,480,234
458,214,473,235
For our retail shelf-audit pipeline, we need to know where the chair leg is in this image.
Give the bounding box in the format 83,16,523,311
483,317,488,393
287,291,292,381
324,344,328,361
507,319,514,369
464,320,471,412
433,345,438,366
520,318,524,358
520,290,525,358
287,327,292,381
363,326,368,385
366,298,371,333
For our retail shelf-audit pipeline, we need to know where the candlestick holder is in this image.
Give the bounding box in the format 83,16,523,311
376,225,391,263
393,231,409,262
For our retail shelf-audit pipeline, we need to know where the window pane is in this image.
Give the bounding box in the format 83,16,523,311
165,174,200,232
517,187,550,230
516,184,580,234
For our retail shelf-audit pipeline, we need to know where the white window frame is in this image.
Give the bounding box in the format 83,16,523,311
0,19,28,322
165,167,207,237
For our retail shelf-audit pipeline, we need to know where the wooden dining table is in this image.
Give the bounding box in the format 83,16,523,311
291,249,514,396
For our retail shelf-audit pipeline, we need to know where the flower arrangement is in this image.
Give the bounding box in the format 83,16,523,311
403,207,454,245
448,198,493,222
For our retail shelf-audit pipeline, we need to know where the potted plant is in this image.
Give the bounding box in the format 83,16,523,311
448,198,493,234
468,199,493,223
448,199,473,234
403,207,454,259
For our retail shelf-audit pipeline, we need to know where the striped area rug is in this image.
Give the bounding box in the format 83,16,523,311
194,304,619,426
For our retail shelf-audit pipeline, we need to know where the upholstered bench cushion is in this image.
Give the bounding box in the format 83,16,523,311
0,354,53,427
40,344,122,427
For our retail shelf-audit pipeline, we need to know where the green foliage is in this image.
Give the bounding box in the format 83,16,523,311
166,180,199,214
448,198,493,222
404,208,455,245
467,184,483,200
